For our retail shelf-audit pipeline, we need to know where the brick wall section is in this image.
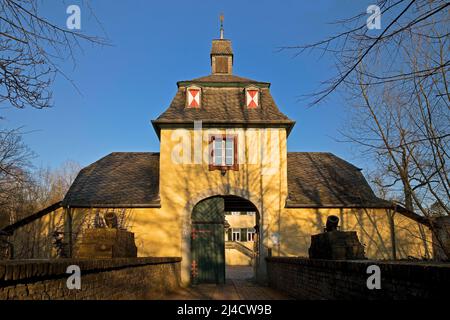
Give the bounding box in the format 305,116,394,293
0,257,181,300
266,257,450,299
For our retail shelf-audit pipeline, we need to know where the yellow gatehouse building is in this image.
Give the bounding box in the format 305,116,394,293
6,27,433,285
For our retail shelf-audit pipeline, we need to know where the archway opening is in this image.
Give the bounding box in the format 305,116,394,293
191,195,260,285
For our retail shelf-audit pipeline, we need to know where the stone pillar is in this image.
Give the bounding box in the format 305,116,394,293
74,229,137,259
309,230,366,260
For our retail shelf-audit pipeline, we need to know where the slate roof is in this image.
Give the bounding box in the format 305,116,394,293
152,85,295,133
62,152,160,208
286,152,391,208
62,152,391,209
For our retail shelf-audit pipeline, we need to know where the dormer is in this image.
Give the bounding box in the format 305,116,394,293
151,15,296,139
186,85,201,108
245,86,260,109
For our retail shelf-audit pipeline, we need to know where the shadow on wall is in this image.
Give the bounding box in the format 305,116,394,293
282,156,432,260
9,207,66,259
70,207,182,259
5,132,435,263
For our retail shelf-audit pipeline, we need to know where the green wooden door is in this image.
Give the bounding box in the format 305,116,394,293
191,197,225,284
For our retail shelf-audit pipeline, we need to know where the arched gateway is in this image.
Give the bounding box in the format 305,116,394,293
5,19,435,291
191,196,259,284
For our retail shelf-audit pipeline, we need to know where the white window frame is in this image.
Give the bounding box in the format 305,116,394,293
213,137,235,166
247,228,256,242
209,134,238,171
232,228,240,242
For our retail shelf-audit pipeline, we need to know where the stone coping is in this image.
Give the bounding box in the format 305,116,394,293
266,257,450,282
0,257,181,283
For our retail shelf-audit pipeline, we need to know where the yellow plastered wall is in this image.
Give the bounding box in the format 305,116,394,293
393,212,433,259
225,215,256,265
11,207,65,259
8,127,433,281
278,207,432,260
226,214,256,229
159,127,288,283
68,207,182,258
225,249,252,266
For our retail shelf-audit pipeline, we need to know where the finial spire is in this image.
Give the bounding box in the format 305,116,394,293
211,14,233,74
219,13,224,39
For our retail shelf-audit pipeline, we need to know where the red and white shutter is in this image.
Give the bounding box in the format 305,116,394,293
245,87,259,109
186,86,201,108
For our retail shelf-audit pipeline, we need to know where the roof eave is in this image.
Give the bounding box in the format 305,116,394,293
62,202,162,209
1,201,63,235
394,204,431,226
285,201,394,209
151,119,162,140
152,119,295,137
285,201,431,226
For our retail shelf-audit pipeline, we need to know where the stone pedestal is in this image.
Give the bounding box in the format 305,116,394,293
74,229,137,259
309,231,366,260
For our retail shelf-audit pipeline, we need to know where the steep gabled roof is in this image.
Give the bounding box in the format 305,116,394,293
152,80,295,135
286,152,391,208
152,33,295,136
62,152,160,208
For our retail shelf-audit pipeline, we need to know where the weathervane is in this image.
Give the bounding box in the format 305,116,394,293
220,13,224,39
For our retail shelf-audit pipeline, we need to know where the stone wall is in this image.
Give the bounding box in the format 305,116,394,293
0,257,181,300
266,257,449,299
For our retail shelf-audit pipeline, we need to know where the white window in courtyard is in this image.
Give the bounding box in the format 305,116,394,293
247,228,256,241
209,135,238,171
232,229,240,242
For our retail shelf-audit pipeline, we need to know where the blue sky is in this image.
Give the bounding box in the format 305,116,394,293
2,0,377,171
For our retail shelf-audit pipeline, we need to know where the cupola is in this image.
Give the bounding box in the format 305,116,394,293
210,14,233,75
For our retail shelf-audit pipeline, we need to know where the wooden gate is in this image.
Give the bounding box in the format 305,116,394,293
191,197,225,284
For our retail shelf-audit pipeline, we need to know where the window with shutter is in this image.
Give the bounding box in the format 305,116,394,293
186,86,201,108
209,135,239,171
215,57,229,73
245,86,259,109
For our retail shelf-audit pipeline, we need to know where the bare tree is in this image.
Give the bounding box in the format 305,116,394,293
0,156,81,259
286,0,449,214
0,0,109,111
284,0,449,258
281,0,449,105
352,65,449,257
32,160,81,209
0,128,33,225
